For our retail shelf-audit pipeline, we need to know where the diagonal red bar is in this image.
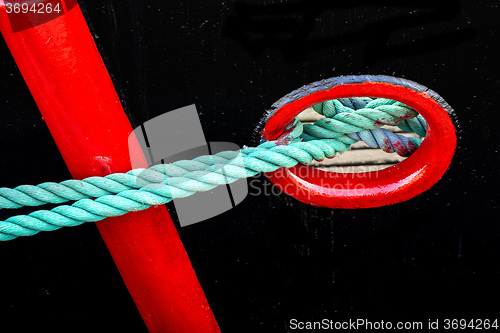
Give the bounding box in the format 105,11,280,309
0,2,220,332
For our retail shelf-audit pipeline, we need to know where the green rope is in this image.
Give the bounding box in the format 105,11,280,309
0,98,426,241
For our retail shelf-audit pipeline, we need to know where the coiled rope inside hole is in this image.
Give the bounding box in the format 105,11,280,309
297,97,427,173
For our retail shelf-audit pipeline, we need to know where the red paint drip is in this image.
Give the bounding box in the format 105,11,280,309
391,140,407,156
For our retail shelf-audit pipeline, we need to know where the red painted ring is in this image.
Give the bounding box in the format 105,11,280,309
262,75,457,209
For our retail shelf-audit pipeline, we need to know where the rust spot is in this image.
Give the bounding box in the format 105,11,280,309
392,141,407,157
92,156,114,176
381,137,393,153
407,140,419,154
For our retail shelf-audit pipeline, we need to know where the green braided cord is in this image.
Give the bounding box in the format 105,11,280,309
0,98,426,241
0,98,421,211
0,140,350,241
309,98,422,154
312,97,425,155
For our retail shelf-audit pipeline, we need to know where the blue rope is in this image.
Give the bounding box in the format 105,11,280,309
0,98,426,241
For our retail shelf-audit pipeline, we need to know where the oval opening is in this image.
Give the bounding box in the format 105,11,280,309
296,97,426,173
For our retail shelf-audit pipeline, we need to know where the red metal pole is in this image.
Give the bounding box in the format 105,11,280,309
0,2,220,332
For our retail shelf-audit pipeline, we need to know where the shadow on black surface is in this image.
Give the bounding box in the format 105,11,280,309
224,0,475,64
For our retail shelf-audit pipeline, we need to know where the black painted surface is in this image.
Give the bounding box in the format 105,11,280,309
0,1,499,332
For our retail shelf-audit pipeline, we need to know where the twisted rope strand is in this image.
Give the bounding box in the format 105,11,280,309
0,139,351,241
0,98,424,210
311,98,423,155
0,98,426,241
